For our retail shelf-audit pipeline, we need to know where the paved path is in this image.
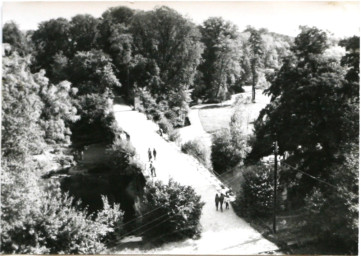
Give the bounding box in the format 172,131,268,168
112,104,278,254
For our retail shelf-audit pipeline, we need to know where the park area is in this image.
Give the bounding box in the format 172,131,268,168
198,86,270,135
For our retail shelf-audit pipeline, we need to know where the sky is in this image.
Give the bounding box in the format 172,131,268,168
2,1,360,38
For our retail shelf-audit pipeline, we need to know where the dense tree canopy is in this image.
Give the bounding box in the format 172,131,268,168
248,26,359,193
197,17,242,102
3,21,30,56
130,7,203,96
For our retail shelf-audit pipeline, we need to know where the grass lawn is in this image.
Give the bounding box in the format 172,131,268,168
198,105,234,133
198,87,270,134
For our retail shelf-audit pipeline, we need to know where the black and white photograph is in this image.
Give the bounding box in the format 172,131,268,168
1,1,359,254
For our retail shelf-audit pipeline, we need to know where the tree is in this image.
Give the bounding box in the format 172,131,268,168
247,27,264,103
339,36,360,101
98,7,135,98
198,17,242,102
130,6,203,96
3,21,30,56
304,142,358,253
32,18,71,78
69,14,99,54
248,26,358,195
69,49,121,95
2,52,45,158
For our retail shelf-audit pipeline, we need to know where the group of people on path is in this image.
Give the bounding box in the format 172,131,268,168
215,185,234,212
148,148,157,177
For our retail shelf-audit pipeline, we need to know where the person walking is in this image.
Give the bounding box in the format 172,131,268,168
219,193,224,212
153,148,157,160
215,193,220,211
151,164,156,177
148,148,152,161
225,194,230,209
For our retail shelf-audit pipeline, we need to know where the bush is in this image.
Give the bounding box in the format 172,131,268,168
302,143,358,253
181,140,210,168
169,129,181,143
158,118,173,134
211,129,242,174
234,163,275,218
141,179,204,244
1,174,123,254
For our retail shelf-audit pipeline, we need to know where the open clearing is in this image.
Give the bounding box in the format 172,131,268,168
198,86,270,134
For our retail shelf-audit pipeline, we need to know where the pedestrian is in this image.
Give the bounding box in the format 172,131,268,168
148,148,152,161
225,195,230,209
149,162,154,177
159,128,163,137
151,164,156,177
219,193,224,212
215,193,220,211
153,148,157,160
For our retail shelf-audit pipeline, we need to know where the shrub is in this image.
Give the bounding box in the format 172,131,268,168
234,163,275,218
211,129,242,174
158,118,173,134
1,174,123,254
181,140,210,168
141,179,204,244
302,143,358,253
169,129,181,143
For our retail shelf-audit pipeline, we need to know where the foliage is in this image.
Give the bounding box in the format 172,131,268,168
3,21,30,56
69,14,99,54
2,52,45,158
141,179,204,243
181,140,210,168
211,129,242,174
38,79,79,145
1,158,124,254
211,106,250,174
197,17,242,102
105,138,143,175
71,91,119,146
130,6,203,123
247,27,264,102
339,36,360,100
234,163,275,218
248,27,358,196
303,143,358,253
69,49,121,95
32,18,71,78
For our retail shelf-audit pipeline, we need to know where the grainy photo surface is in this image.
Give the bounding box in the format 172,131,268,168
1,1,359,254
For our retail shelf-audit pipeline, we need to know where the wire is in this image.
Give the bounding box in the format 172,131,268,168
121,204,164,227
281,162,338,189
120,211,171,239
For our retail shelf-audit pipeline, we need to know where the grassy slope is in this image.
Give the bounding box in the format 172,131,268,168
198,86,270,135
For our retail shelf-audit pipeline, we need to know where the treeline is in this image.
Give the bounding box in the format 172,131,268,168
210,26,359,253
2,6,213,253
3,6,294,131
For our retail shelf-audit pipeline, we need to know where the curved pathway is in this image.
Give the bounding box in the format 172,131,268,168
112,104,278,254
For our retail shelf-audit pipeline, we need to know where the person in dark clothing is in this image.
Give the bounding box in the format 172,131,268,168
219,193,224,212
215,193,220,211
151,164,156,177
148,148,152,161
153,148,157,160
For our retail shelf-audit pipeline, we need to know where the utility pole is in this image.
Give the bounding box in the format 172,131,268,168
273,141,278,234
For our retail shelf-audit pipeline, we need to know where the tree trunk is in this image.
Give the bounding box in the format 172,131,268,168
251,62,256,103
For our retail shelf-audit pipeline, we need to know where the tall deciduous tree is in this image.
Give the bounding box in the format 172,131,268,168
69,49,121,95
130,6,203,96
198,17,242,102
3,21,30,56
32,18,71,78
248,27,357,193
247,27,264,103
